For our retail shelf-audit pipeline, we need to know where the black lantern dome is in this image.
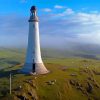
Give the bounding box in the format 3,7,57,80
30,6,37,13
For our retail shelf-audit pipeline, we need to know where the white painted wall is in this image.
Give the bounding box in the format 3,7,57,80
26,21,42,64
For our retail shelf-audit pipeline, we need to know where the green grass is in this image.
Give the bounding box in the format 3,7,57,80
0,48,100,100
0,48,25,69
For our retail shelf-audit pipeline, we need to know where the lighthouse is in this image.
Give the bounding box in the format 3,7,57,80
21,6,49,74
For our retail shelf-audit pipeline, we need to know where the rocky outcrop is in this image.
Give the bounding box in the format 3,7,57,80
14,79,38,100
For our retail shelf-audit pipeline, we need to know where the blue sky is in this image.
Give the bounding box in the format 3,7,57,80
0,0,100,48
0,0,100,14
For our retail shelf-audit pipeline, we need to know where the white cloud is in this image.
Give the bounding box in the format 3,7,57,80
65,8,74,15
57,8,74,16
42,8,52,12
44,8,100,46
74,12,100,25
77,32,100,45
90,11,99,14
54,5,65,9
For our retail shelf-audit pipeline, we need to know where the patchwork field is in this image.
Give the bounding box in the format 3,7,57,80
0,48,100,100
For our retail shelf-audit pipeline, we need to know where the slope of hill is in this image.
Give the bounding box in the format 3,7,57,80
0,48,100,100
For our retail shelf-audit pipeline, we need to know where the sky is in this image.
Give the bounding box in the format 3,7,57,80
0,0,100,49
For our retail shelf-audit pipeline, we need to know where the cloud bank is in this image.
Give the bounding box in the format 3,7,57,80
0,5,100,50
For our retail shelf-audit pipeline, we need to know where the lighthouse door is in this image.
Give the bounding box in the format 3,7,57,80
32,64,35,72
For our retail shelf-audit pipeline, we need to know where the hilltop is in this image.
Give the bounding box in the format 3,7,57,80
0,48,100,100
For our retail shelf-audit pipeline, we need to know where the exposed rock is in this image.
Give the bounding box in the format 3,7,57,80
28,92,32,96
16,95,27,100
86,67,89,69
51,82,55,85
93,70,100,75
87,77,95,82
46,80,56,85
70,73,77,76
14,79,38,100
69,79,90,96
14,85,22,91
86,82,93,93
69,80,76,86
24,79,37,89
76,87,83,91
76,85,87,95
61,67,67,71
93,82,100,88
76,82,82,87
46,81,52,85
83,69,88,73
34,77,37,79
19,85,22,89
51,80,56,83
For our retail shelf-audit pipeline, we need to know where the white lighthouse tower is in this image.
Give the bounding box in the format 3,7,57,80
21,6,49,74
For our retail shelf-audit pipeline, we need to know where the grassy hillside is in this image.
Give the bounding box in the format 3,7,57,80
0,48,100,100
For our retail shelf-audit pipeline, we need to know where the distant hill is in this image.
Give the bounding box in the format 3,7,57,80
41,48,100,60
1,43,100,60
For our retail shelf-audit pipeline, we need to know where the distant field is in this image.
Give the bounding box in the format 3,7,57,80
0,48,100,100
0,48,25,69
0,48,100,69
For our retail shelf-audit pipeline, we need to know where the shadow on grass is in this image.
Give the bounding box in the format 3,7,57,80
0,69,23,78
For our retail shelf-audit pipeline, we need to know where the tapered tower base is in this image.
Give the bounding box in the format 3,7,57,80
34,63,49,74
21,63,49,75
